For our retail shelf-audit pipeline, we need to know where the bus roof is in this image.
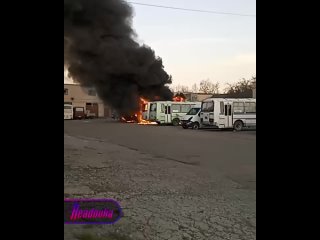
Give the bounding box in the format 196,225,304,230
150,101,201,104
203,98,256,103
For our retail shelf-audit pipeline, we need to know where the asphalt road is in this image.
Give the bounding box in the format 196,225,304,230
65,119,256,189
64,119,256,240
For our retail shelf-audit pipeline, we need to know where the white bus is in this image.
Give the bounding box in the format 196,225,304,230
64,103,73,120
146,101,201,125
200,98,256,131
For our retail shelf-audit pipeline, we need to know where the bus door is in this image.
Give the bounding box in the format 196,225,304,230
224,102,233,128
164,103,172,124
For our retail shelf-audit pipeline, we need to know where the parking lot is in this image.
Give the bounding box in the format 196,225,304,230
64,119,256,240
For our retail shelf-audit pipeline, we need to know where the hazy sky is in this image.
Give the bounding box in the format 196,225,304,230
65,0,256,90
130,0,256,89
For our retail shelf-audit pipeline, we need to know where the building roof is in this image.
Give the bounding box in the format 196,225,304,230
203,97,256,102
64,83,80,86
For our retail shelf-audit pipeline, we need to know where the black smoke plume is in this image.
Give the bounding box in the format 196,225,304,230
64,0,173,114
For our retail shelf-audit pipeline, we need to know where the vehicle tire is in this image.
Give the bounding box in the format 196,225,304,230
172,118,180,126
233,120,244,131
192,122,200,130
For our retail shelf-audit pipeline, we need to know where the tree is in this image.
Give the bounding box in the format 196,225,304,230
191,83,198,93
180,85,189,93
174,84,189,93
211,82,220,94
224,76,255,98
199,79,220,94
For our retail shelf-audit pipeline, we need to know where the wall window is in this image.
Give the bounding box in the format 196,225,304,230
86,103,98,107
88,89,97,96
64,88,68,95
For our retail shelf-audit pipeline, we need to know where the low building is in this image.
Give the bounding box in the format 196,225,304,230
182,93,213,102
64,83,112,118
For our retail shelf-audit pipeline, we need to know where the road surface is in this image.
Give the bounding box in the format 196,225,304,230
64,119,256,240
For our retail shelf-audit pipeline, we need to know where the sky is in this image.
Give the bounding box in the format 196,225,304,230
65,0,256,90
129,0,256,89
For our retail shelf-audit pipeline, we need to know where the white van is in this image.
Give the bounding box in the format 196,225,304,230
181,107,202,129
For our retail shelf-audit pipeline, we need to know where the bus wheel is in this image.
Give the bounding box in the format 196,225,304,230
234,121,243,131
192,122,200,130
172,118,180,126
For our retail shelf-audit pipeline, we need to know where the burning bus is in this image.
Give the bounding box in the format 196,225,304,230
141,98,151,121
119,97,200,126
119,98,156,124
144,101,201,126
118,94,201,126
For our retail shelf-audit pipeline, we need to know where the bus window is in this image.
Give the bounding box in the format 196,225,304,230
202,102,214,112
202,102,208,112
233,102,244,114
161,104,165,113
207,102,214,112
245,102,256,113
150,103,157,112
181,104,191,113
220,102,224,115
172,104,181,113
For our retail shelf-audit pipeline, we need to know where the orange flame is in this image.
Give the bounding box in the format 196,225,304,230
121,97,158,125
173,96,185,102
137,97,157,125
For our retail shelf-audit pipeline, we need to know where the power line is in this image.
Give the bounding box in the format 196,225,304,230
128,2,256,17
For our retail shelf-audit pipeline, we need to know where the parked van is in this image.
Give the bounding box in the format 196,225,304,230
181,107,202,129
73,107,86,120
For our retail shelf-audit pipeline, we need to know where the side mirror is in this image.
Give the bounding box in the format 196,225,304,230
198,113,200,117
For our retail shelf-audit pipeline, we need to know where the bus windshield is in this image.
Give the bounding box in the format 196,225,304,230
186,108,200,115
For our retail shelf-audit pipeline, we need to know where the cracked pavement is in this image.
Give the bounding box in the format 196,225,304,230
64,119,256,240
